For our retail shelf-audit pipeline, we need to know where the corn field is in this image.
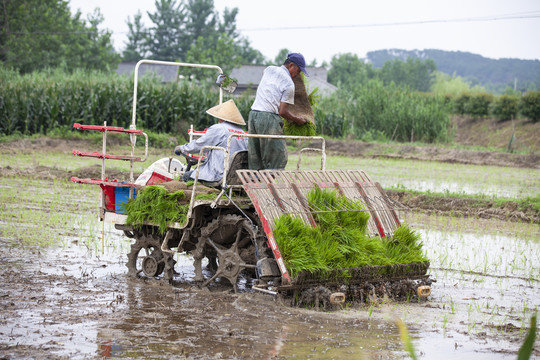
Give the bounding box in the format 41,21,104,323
1,68,452,142
0,67,222,136
317,79,451,142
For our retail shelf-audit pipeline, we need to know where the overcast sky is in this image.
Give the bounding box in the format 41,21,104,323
69,0,540,64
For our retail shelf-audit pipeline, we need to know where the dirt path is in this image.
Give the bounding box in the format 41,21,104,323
324,139,540,169
388,190,540,224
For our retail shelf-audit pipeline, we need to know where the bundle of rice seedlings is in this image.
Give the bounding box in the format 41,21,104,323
384,225,429,265
283,73,317,137
124,185,189,233
283,120,317,137
273,187,428,278
309,187,370,232
273,215,329,276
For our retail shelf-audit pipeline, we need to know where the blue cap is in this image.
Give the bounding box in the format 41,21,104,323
287,53,309,76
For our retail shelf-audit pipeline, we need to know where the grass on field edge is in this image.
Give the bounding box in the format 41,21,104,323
387,187,540,223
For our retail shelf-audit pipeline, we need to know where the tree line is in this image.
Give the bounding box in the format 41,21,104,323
368,49,540,93
2,0,539,144
3,0,535,96
0,0,446,86
1,0,264,75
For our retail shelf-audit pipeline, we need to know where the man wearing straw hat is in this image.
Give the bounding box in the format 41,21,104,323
175,99,248,184
248,52,309,170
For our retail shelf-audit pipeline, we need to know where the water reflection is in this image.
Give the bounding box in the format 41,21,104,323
97,329,122,357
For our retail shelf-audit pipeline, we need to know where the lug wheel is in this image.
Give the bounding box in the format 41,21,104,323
126,233,175,281
193,215,259,292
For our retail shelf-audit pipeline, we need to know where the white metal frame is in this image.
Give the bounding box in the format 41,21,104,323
112,59,328,232
127,60,224,189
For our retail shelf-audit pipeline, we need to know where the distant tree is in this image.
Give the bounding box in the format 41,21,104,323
186,32,264,79
367,49,540,94
122,12,148,61
274,49,290,64
490,94,519,121
73,10,120,71
327,53,375,89
125,0,262,66
184,0,217,46
145,0,187,61
234,37,265,65
464,92,493,118
186,33,236,75
520,91,540,123
380,58,436,92
0,0,119,73
431,72,485,97
218,7,240,37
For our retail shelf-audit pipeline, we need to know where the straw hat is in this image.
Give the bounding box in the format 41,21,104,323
206,99,246,126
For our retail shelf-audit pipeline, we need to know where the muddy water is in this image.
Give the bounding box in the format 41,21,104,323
403,213,540,359
0,233,405,359
1,178,539,359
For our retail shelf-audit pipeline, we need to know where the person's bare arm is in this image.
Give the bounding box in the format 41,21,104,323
278,102,306,125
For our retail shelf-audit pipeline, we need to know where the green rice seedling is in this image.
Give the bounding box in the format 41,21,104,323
368,304,374,318
518,313,537,360
283,120,317,137
273,215,329,276
194,193,219,201
124,185,188,233
450,298,456,314
384,225,429,265
396,318,419,360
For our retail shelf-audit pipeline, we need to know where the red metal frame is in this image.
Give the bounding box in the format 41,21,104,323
243,184,291,284
71,177,138,188
72,150,142,162
354,182,386,238
73,123,143,134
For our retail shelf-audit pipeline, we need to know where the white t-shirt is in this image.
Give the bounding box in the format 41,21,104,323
251,65,295,114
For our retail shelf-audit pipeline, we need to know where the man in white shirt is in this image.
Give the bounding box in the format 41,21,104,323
175,100,248,184
249,53,309,170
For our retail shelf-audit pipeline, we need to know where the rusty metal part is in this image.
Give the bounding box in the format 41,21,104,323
201,238,257,292
126,232,175,281
417,285,431,298
141,252,163,277
329,292,346,305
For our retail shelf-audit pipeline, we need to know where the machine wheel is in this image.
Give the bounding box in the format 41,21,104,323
193,214,259,292
126,232,175,282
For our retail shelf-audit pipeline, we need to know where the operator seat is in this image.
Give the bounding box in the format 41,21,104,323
225,150,249,186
